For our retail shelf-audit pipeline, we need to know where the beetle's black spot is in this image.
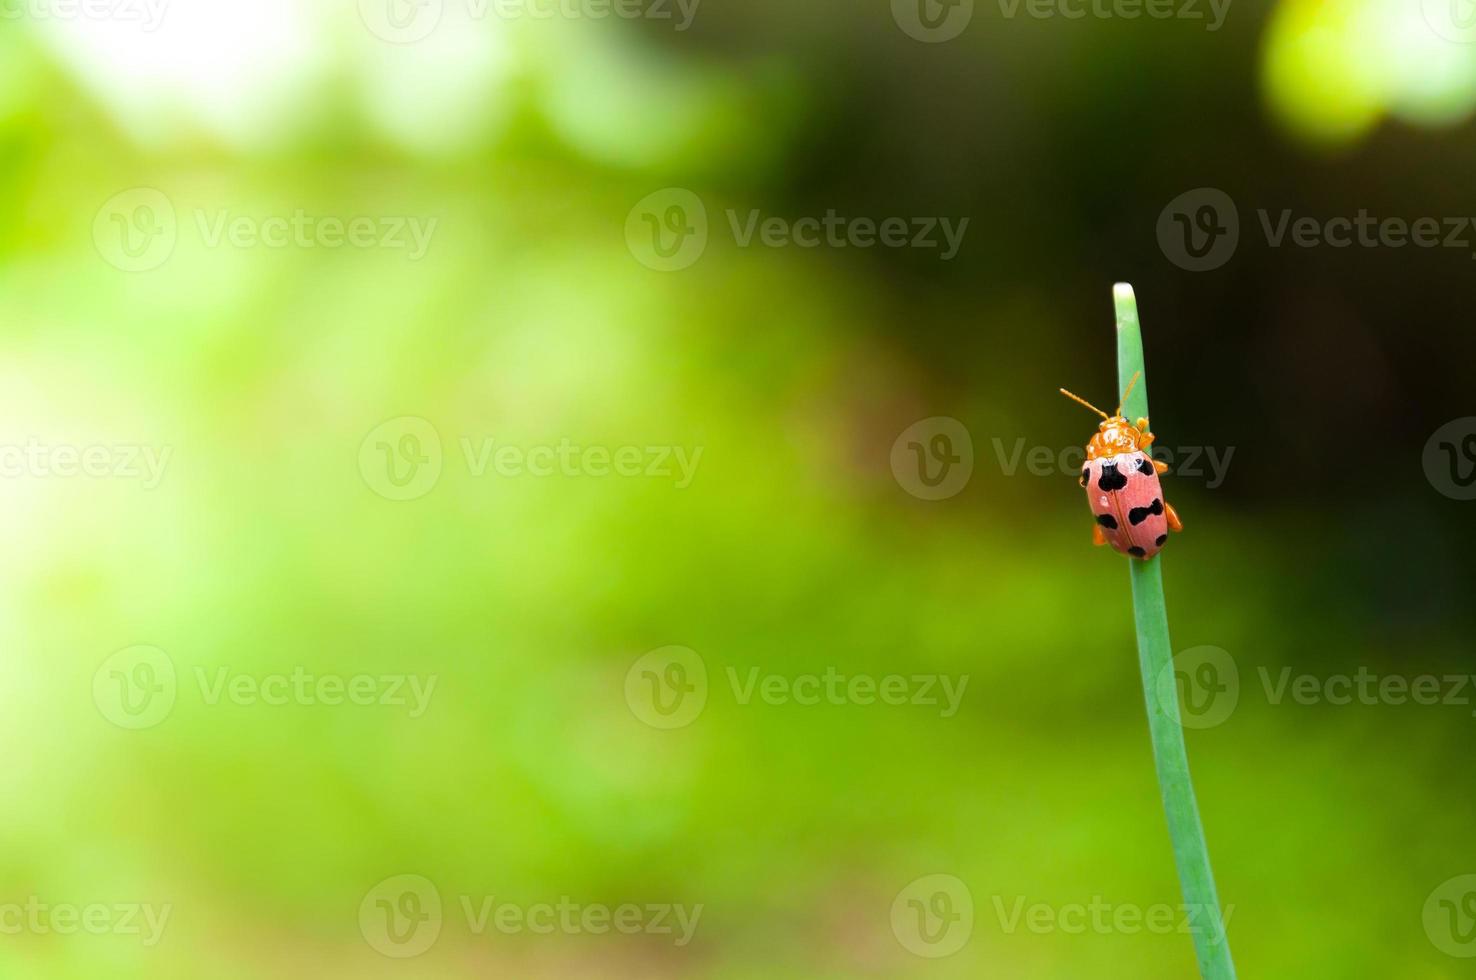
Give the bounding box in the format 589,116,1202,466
1080,468,1090,487
1097,463,1127,492
1096,514,1118,530
1156,534,1168,546
1128,546,1146,557
1137,457,1154,475
1129,498,1164,525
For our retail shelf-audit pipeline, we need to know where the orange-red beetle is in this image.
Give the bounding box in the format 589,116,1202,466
1060,372,1183,560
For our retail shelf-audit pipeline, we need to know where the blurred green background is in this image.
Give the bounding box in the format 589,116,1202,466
3,0,1476,976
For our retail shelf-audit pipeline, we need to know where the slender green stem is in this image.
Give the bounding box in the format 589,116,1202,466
1114,283,1236,980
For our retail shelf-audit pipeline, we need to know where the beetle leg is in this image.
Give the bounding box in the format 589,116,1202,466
1165,502,1184,532
1092,524,1108,546
1137,431,1155,448
1135,417,1150,431
1153,458,1169,474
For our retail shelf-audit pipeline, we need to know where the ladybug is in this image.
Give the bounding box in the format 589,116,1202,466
1059,371,1183,560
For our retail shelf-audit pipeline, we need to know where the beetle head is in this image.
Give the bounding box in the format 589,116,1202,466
1091,417,1145,457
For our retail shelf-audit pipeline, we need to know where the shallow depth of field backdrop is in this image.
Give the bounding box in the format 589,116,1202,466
3,0,1476,977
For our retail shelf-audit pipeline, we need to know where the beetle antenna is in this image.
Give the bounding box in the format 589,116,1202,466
1115,371,1141,417
1059,387,1109,420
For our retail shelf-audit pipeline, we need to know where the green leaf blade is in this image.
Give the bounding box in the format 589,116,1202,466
1113,282,1236,980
